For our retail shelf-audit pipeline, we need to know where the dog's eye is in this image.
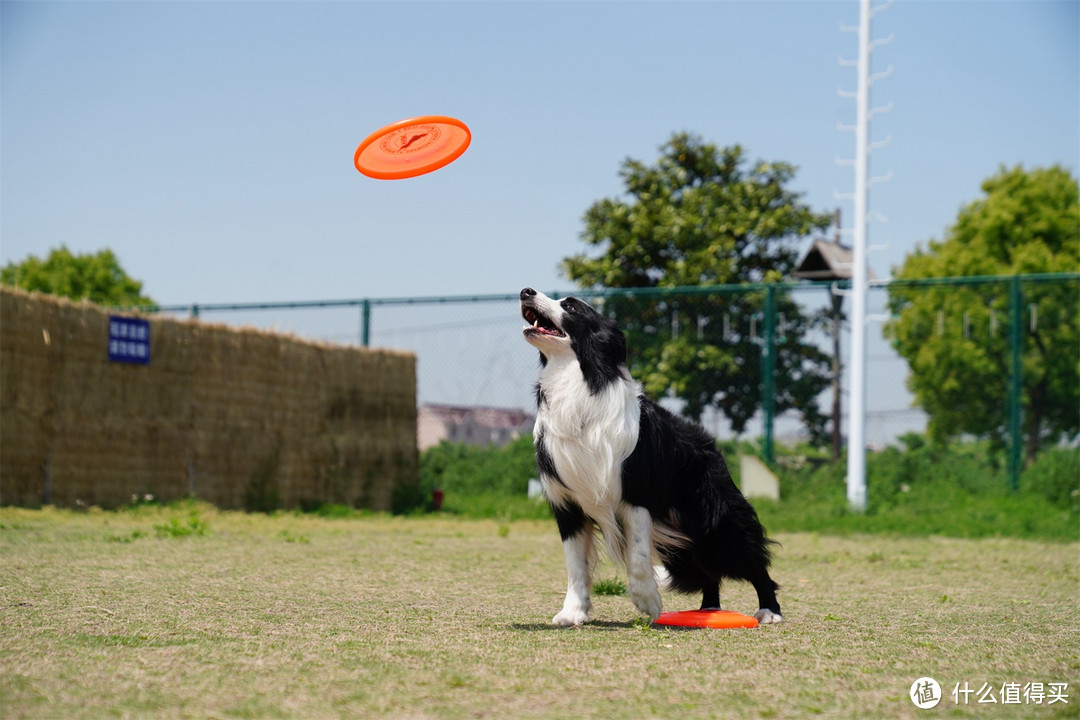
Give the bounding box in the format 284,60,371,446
561,300,576,313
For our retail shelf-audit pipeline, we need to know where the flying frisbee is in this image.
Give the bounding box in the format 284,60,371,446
653,610,760,629
354,115,471,180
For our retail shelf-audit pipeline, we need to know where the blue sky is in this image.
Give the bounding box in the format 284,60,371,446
3,0,1078,306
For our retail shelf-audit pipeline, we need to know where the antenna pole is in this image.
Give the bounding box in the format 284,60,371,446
846,0,869,511
844,0,896,511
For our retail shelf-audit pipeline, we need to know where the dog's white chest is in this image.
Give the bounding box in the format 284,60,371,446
534,359,641,508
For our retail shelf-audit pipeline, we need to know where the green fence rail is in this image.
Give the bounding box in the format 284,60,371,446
145,273,1079,492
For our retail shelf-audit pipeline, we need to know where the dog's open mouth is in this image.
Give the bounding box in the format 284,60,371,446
522,306,565,338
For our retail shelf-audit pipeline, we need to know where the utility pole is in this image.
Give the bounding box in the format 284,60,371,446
838,0,892,511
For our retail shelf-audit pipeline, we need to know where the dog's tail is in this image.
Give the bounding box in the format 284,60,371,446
653,564,672,590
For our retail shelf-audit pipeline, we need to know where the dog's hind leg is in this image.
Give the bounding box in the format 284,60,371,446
750,570,784,625
700,582,721,611
623,506,663,621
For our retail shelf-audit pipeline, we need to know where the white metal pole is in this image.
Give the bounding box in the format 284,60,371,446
846,0,870,511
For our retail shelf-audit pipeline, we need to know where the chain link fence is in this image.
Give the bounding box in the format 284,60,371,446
154,274,1078,488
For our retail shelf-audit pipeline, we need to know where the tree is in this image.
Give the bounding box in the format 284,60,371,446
886,165,1079,463
563,133,833,440
1,246,154,306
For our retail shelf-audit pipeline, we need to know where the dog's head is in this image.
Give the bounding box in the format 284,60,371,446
520,288,627,388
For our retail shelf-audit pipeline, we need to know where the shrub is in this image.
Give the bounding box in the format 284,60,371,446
153,511,209,538
394,436,538,515
1021,446,1080,509
404,434,1076,540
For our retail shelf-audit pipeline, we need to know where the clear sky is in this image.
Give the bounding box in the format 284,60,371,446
3,1,1077,307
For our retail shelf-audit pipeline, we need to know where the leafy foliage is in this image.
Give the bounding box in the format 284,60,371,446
563,133,833,435
406,436,1076,540
394,435,542,515
565,134,831,289
420,435,537,497
1020,446,1080,511
755,435,1077,541
1,245,154,306
885,166,1079,460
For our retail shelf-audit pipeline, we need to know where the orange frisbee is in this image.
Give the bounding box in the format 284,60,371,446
653,610,760,629
354,115,471,180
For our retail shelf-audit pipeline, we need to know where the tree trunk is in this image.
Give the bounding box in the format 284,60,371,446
1024,382,1045,467
831,293,843,463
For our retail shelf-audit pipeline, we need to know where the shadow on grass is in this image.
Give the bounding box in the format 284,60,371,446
510,620,637,632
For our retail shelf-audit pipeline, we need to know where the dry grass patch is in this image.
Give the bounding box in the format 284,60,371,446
1,505,1077,719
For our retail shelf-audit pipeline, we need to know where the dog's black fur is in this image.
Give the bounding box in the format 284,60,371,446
521,287,782,621
623,400,781,612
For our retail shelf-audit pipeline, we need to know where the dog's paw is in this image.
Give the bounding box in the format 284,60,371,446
755,608,784,625
629,586,663,621
552,607,590,627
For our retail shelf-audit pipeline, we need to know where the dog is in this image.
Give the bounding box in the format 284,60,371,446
520,287,783,627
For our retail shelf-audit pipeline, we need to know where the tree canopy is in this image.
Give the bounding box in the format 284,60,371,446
564,133,830,288
563,133,833,438
1,246,154,307
886,165,1079,462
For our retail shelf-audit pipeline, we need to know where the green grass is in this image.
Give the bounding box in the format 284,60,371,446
1,505,1078,719
592,577,627,596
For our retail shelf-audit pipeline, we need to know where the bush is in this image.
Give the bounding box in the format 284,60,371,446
1021,446,1080,510
422,435,537,496
394,435,539,515
756,439,1077,541
402,434,1077,541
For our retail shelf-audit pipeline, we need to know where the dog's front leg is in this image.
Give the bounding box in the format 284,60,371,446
548,500,593,626
553,529,593,626
624,505,662,620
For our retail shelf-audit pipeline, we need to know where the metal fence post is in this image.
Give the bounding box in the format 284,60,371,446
1008,275,1023,491
360,299,371,347
762,285,777,465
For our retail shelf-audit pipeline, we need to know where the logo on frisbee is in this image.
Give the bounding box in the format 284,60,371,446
380,125,441,155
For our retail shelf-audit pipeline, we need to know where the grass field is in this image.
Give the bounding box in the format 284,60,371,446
1,504,1077,719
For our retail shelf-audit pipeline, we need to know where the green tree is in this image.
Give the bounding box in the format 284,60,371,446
563,133,833,439
886,165,1079,463
1,246,154,306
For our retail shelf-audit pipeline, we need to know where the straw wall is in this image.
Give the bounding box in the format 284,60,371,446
0,287,417,511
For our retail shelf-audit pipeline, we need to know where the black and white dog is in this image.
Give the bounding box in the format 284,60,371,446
520,288,783,627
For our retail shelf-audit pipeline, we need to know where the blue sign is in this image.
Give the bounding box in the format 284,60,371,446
108,316,150,365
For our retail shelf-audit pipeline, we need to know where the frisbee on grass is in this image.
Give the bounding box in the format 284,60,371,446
653,610,759,629
354,115,471,180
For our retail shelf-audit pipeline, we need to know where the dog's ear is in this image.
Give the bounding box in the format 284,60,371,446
573,319,630,395
605,322,627,365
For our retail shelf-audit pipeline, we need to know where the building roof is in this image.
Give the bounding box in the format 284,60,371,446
792,239,878,281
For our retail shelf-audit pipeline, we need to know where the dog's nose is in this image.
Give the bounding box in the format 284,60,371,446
520,288,536,300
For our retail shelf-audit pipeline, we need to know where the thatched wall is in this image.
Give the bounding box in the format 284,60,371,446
0,287,417,511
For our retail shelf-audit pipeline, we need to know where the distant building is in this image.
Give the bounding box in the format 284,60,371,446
792,238,878,282
417,404,534,450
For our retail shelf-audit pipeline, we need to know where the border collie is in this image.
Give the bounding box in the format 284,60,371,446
520,287,783,627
